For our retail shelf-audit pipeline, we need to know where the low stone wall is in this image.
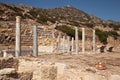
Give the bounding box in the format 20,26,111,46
0,57,33,80
0,57,18,70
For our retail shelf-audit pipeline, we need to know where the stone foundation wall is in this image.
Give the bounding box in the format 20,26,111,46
0,57,18,70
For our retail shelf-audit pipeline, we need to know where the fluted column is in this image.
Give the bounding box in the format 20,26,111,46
67,36,70,53
82,28,85,54
33,25,38,57
71,37,74,52
92,29,96,53
75,27,78,54
57,35,60,53
15,16,21,58
62,36,65,53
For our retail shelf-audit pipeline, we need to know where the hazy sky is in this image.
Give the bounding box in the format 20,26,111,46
0,0,120,21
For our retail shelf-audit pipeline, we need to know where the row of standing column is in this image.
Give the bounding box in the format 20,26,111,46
15,16,96,57
57,27,96,54
75,27,96,54
15,16,38,58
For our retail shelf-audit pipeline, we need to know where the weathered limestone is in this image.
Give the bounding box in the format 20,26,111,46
40,65,57,80
92,29,96,53
2,50,7,57
38,46,54,53
67,36,70,53
33,25,38,57
0,68,16,75
75,27,78,54
57,35,60,53
15,16,21,57
82,28,85,54
19,72,33,80
55,63,66,76
71,37,74,52
0,57,18,70
19,59,67,80
62,36,65,53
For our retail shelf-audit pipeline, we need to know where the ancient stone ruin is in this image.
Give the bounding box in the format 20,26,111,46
0,16,120,80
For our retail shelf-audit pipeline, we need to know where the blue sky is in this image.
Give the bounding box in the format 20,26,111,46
0,0,120,21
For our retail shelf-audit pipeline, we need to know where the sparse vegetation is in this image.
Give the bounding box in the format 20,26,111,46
95,29,120,44
108,31,120,40
83,22,94,28
37,15,56,24
108,23,120,31
23,14,33,19
95,29,108,44
0,3,120,45
55,25,82,39
4,4,23,12
69,20,80,26
28,9,38,18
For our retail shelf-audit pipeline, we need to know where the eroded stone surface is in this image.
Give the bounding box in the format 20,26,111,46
0,68,16,75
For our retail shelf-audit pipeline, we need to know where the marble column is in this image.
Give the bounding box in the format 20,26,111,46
3,50,7,57
62,36,65,53
71,37,74,52
57,35,60,53
82,28,85,54
15,16,21,58
75,27,78,54
33,25,38,57
67,36,70,53
92,29,96,53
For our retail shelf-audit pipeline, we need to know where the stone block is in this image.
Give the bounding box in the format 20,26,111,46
0,68,16,75
40,65,57,80
19,72,33,80
55,63,66,76
0,57,18,70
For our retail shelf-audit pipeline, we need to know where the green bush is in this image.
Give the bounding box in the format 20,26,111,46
95,29,108,44
95,28,120,44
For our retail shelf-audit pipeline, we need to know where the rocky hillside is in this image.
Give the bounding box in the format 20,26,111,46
0,3,120,46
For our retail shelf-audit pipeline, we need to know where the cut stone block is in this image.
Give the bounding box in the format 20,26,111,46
0,68,16,75
55,63,66,76
40,65,57,80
